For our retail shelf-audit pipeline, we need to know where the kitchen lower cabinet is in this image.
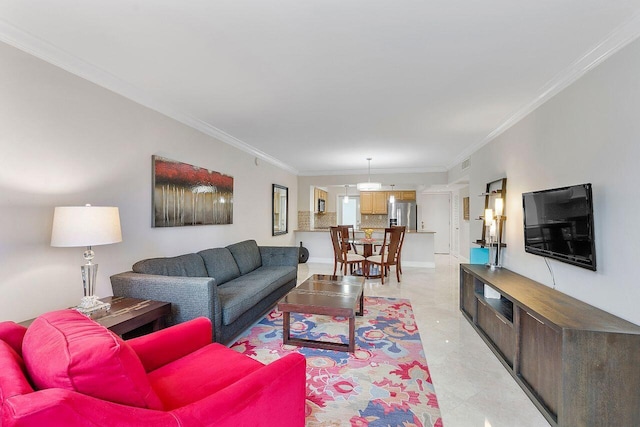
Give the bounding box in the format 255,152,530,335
459,264,640,427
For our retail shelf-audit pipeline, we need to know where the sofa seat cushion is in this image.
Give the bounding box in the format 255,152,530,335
147,342,264,410
198,248,241,285
133,253,208,277
226,240,262,275
217,266,297,326
22,310,163,410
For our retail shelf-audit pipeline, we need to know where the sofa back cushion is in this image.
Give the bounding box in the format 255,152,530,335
198,248,241,285
22,310,163,410
226,240,262,275
133,253,208,277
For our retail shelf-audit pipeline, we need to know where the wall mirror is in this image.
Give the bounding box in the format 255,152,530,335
479,178,507,245
272,184,288,236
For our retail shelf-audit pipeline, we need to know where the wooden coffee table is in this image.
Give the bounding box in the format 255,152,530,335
278,274,365,352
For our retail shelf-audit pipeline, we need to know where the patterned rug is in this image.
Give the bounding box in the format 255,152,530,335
230,297,443,427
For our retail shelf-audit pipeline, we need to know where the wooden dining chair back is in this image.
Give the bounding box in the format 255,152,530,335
366,227,404,284
338,224,358,254
330,226,365,275
394,226,407,274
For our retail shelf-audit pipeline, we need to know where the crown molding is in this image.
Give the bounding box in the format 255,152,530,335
298,165,448,177
447,12,640,171
0,19,299,175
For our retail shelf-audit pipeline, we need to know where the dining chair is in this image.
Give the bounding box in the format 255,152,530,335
330,226,365,275
394,226,407,275
365,226,404,284
338,224,359,254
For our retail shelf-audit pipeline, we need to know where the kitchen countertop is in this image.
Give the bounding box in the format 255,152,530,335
294,228,436,268
295,228,435,233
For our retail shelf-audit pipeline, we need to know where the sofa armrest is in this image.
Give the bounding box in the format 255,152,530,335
110,272,222,342
259,246,299,268
172,353,306,427
127,317,212,372
3,388,177,427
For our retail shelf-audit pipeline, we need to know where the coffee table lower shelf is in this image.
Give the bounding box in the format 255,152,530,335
278,274,365,353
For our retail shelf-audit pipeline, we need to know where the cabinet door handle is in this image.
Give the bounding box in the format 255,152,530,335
529,313,545,325
496,314,507,324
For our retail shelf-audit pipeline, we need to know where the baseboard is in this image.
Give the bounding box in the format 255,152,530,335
306,258,435,269
402,261,436,268
307,257,333,264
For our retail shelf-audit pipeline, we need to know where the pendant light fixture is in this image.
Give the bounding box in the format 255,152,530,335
356,158,382,191
344,185,349,203
389,184,396,203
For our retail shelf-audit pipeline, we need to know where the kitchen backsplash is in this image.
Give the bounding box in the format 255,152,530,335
314,212,337,229
297,210,389,230
298,210,311,230
360,215,389,229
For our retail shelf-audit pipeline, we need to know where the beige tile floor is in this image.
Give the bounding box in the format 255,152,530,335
297,255,551,427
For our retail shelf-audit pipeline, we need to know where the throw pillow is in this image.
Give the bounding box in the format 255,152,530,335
22,309,163,410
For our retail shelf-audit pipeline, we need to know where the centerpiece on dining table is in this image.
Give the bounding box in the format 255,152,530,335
363,228,375,240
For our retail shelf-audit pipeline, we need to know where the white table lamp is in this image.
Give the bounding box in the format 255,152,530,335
51,204,122,314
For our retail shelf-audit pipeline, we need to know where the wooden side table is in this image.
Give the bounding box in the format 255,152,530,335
20,296,172,338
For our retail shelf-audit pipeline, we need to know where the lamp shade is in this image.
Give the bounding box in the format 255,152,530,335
494,198,504,216
51,206,122,247
356,182,382,191
484,208,494,226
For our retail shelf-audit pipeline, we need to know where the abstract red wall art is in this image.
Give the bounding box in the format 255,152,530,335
152,156,234,227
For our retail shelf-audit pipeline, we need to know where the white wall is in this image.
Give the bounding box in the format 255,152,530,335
464,37,640,325
0,42,297,322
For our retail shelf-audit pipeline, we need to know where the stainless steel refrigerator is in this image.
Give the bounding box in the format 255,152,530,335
388,201,417,231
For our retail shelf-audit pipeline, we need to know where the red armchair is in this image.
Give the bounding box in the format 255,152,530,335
0,310,306,427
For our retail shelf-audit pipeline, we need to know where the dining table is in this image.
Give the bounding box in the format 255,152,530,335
349,238,383,277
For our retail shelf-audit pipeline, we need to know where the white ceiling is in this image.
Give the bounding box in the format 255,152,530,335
2,1,640,176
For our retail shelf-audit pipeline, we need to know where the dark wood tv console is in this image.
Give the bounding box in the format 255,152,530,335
460,264,640,427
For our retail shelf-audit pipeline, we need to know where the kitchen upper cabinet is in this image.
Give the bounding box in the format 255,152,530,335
372,192,387,213
360,191,387,214
360,192,373,214
388,190,416,201
387,191,402,201
401,191,416,200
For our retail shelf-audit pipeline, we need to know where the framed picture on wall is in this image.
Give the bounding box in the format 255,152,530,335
463,197,470,220
152,156,234,227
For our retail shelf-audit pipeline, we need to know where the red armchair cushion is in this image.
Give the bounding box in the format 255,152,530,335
21,309,163,410
0,341,34,401
0,322,27,356
128,317,213,372
148,342,264,410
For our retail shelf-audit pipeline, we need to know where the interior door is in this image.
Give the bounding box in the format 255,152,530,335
419,193,451,254
452,194,460,257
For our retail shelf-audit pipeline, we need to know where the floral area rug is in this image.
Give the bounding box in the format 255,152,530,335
230,297,443,427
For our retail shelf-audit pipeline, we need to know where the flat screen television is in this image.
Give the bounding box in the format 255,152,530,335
522,183,596,270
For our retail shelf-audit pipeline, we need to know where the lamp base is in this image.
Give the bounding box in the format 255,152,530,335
75,295,111,315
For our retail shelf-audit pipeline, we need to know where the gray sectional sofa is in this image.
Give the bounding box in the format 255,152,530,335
110,240,298,344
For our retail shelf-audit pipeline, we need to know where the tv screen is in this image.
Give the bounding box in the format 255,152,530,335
522,183,596,270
